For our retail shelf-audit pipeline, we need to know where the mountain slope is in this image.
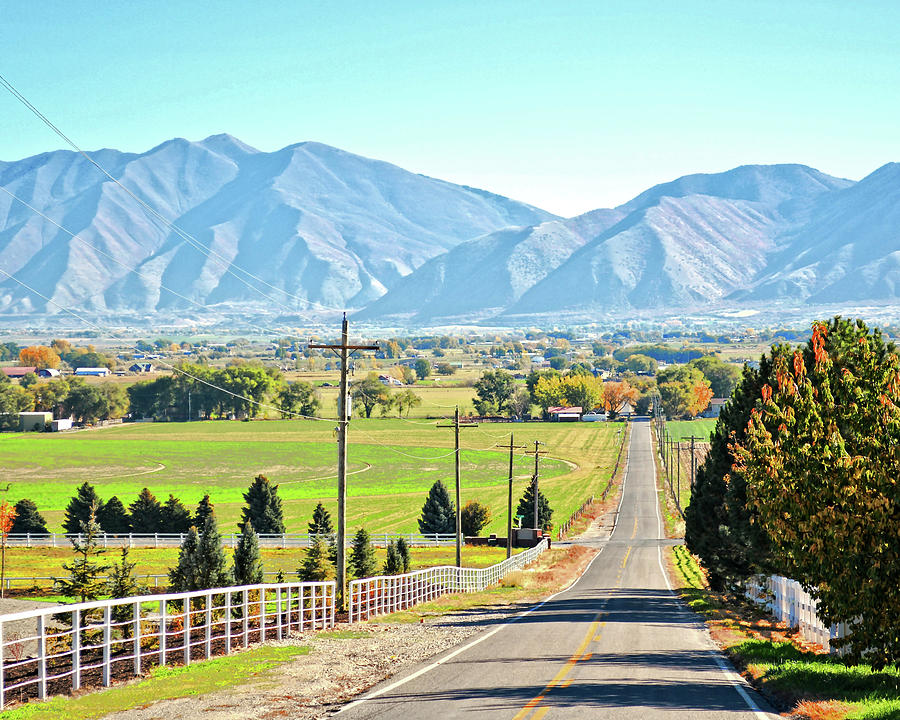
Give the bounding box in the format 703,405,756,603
0,136,555,314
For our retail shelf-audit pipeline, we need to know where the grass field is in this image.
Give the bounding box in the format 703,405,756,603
664,418,717,442
1,417,624,537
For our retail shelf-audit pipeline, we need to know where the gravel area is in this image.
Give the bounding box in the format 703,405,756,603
99,604,526,720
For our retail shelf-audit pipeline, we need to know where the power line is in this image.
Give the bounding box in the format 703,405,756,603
0,72,344,316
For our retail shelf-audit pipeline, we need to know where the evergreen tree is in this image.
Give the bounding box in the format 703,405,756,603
97,496,131,534
516,482,553,530
129,488,163,533
194,494,215,528
107,546,139,631
232,522,263,586
298,535,333,581
396,537,411,573
160,494,192,534
195,513,232,589
685,358,776,591
460,501,491,536
418,480,455,534
169,527,201,592
10,499,49,535
383,541,403,575
54,503,111,603
349,528,377,579
62,482,104,535
240,475,285,535
307,502,334,536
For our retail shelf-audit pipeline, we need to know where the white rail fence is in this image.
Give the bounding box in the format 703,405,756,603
349,538,550,622
1,571,296,591
6,532,455,549
0,580,334,708
747,575,848,652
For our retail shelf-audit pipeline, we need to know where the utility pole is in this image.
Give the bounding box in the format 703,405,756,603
525,441,549,530
188,391,191,422
497,433,526,558
676,439,681,508
690,435,697,491
308,313,378,611
438,406,477,566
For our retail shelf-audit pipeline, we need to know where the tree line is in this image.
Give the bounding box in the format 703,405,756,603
686,317,900,667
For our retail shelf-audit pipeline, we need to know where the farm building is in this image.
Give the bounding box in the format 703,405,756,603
74,367,110,377
37,368,60,377
19,411,52,432
548,406,582,421
129,363,155,373
51,418,73,431
2,367,37,378
701,398,728,418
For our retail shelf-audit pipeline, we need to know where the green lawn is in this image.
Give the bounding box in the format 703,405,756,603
664,418,717,442
1,418,622,537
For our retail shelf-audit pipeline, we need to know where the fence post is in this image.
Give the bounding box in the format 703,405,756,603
159,600,167,666
276,587,283,641
184,598,191,666
0,621,4,708
133,600,141,676
102,605,112,687
205,592,212,659
225,591,232,654
259,588,266,642
243,591,250,648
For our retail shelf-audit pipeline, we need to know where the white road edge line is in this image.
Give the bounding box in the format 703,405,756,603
650,423,772,720
336,432,633,716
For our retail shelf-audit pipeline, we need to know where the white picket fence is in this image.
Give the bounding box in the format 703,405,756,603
6,532,455,549
0,580,334,708
349,538,550,622
747,575,848,652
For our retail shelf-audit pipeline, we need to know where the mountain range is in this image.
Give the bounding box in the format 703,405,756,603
1,135,898,327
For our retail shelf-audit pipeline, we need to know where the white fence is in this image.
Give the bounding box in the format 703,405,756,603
6,532,455,549
747,575,848,652
349,538,549,623
0,580,334,708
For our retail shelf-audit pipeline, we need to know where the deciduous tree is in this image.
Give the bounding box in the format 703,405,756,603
460,501,491,536
19,346,60,369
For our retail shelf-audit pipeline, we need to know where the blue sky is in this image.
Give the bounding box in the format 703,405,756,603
3,1,898,216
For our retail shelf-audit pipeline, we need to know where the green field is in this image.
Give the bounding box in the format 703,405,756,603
663,418,717,442
1,417,624,536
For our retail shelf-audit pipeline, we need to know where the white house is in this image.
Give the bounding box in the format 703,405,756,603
74,367,110,377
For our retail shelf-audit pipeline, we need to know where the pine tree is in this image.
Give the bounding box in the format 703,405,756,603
349,528,377,579
383,541,403,575
129,488,163,533
240,475,285,534
232,522,263,586
307,502,334,536
418,480,455,534
54,503,111,603
194,494,215,528
195,513,232,589
62,482,104,535
10,499,49,535
298,535,332,581
516,482,553,530
97,496,131,534
169,527,201,592
160,494,192,534
396,537,411,573
107,546,139,632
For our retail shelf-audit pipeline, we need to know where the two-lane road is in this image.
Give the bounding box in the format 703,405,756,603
339,419,775,719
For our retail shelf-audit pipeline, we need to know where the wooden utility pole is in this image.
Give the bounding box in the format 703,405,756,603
308,313,378,611
438,406,477,567
497,433,526,558
689,435,698,491
525,441,549,530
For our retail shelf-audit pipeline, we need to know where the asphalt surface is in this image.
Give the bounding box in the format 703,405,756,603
338,418,776,719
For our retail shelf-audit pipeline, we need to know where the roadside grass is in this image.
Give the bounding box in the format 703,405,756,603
2,545,511,599
1,418,619,538
372,545,598,623
0,644,310,720
652,426,684,537
669,545,900,720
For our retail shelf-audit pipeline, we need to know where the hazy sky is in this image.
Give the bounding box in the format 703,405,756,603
3,1,898,216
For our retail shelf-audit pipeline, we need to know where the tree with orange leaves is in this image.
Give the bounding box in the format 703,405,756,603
687,381,714,417
0,500,16,598
603,380,638,417
19,345,60,370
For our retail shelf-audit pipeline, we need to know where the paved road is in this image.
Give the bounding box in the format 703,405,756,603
339,419,776,719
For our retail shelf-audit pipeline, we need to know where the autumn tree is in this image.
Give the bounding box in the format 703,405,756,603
603,380,639,417
0,501,16,598
19,346,60,369
734,318,900,667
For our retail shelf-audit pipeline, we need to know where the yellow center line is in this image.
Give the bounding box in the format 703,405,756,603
632,515,639,538
532,708,550,720
621,546,632,569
